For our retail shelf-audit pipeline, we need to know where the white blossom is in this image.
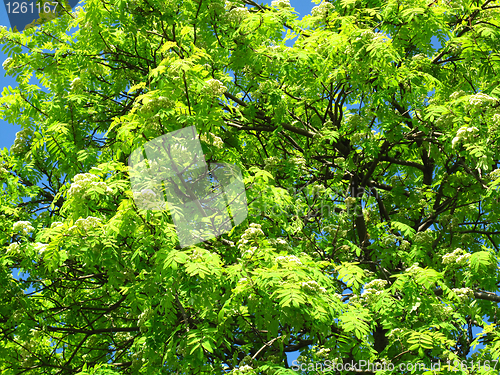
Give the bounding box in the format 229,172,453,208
387,328,403,338
2,57,13,71
10,128,33,154
269,238,292,250
360,287,384,303
489,111,500,127
311,2,334,17
468,92,496,108
488,168,500,180
452,287,474,301
51,221,64,229
238,223,264,250
191,248,204,260
68,173,113,198
70,77,82,92
412,53,427,62
442,248,470,265
224,1,237,10
275,255,302,265
450,90,465,100
200,133,224,148
412,230,433,244
301,280,327,293
13,221,34,235
271,0,290,8
232,365,254,374
240,246,257,258
133,188,165,210
226,7,249,23
139,96,174,114
68,216,102,235
345,196,356,209
7,242,21,254
314,346,331,359
205,79,227,97
33,242,48,254
364,279,388,290
405,263,421,272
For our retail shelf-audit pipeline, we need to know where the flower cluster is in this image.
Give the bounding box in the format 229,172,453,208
361,287,384,304
468,93,496,108
139,96,174,115
205,79,227,97
452,287,474,301
224,1,238,10
359,30,376,41
345,113,364,128
13,221,34,235
450,90,465,100
51,221,64,229
133,188,165,210
271,0,290,8
226,7,249,23
344,44,354,56
264,156,280,171
344,197,356,209
68,173,113,198
10,128,33,155
0,166,8,178
70,77,83,92
200,132,224,148
381,234,398,247
490,110,500,126
2,57,13,71
34,242,48,254
364,279,388,290
400,240,410,251
433,304,454,319
275,255,302,266
238,223,264,250
68,216,102,235
439,214,460,229
311,2,334,17
442,248,470,265
301,280,327,294
191,248,205,261
268,237,292,251
451,126,479,148
311,184,325,196
232,365,254,374
6,242,21,254
489,168,500,180
387,328,403,339
411,53,427,62
314,346,331,359
412,230,433,245
405,263,421,272
114,331,133,343
435,111,454,129
241,246,257,259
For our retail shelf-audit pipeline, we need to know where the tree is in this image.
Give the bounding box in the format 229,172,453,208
1,0,500,373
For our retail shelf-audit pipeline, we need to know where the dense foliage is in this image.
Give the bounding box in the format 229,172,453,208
1,0,500,373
